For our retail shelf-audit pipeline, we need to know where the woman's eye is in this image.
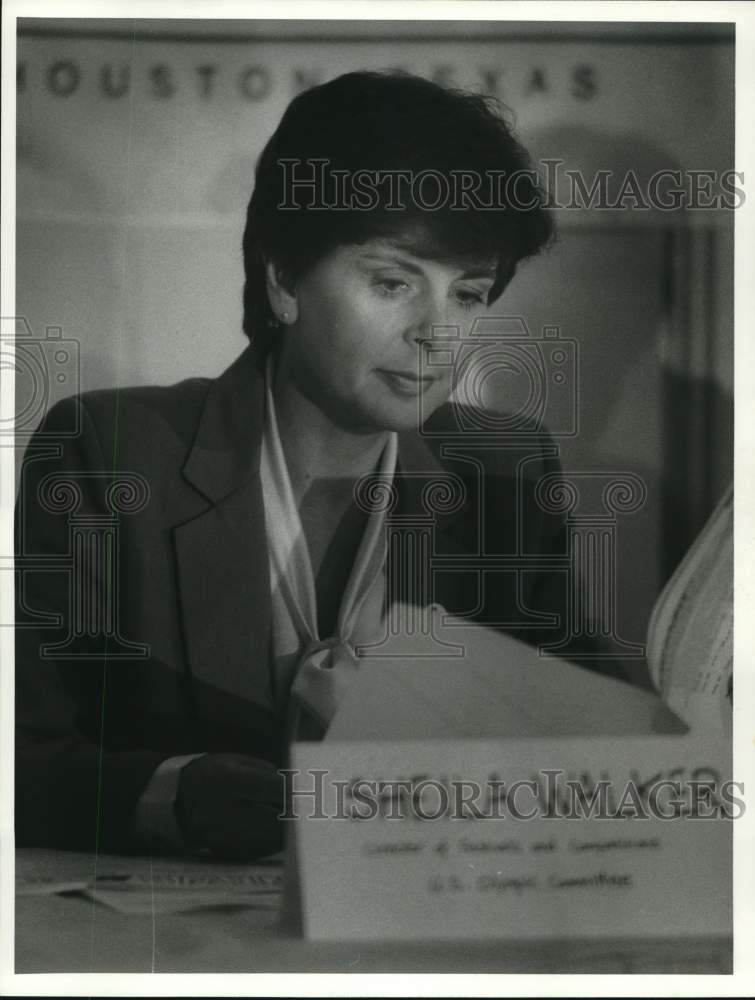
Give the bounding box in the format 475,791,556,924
454,289,486,310
375,277,409,295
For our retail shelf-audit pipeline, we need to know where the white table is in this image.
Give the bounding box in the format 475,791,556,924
15,848,732,974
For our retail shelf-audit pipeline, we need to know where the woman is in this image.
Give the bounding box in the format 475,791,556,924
16,71,561,859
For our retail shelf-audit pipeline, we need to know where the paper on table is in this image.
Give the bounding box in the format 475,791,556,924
85,861,285,914
84,884,282,915
326,606,686,742
16,877,88,896
18,853,285,914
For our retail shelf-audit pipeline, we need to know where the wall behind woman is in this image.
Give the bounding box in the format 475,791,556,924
14,18,735,666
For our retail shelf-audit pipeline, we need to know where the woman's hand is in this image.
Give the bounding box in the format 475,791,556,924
175,753,284,861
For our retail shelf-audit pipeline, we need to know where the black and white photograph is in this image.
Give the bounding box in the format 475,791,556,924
2,1,752,992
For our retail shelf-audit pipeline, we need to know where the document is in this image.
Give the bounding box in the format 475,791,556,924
326,606,686,741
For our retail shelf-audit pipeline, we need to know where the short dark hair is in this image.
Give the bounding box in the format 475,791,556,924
242,71,553,353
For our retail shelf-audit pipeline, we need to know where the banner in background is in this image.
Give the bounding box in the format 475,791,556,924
17,24,734,222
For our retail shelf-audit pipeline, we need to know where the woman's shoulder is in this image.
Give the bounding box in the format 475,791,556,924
41,374,213,441
27,375,217,484
80,373,212,419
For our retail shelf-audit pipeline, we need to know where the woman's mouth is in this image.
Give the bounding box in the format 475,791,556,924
378,369,437,397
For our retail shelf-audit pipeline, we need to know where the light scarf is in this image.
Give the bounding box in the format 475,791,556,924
260,358,398,740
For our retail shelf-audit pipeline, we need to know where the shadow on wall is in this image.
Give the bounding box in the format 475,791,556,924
523,123,732,557
524,123,691,429
206,153,258,214
17,126,107,217
16,125,126,396
477,123,733,671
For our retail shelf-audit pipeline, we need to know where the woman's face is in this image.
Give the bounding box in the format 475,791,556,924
277,237,497,433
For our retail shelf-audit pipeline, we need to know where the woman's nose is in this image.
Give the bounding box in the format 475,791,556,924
402,294,449,346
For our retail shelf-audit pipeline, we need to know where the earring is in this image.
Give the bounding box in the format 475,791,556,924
281,311,288,322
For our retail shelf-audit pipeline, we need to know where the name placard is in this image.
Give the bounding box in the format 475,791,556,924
288,735,733,941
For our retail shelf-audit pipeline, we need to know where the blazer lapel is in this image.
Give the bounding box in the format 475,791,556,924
173,347,275,726
171,364,491,725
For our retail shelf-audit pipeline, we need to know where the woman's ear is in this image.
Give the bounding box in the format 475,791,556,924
264,258,299,326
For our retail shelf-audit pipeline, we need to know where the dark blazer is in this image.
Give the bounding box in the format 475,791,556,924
15,345,597,852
